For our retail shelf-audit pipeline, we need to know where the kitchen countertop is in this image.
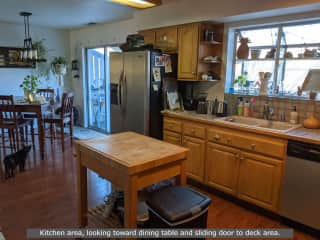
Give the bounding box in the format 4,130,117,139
163,110,320,145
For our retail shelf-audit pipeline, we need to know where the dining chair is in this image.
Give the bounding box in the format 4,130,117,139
43,92,74,152
0,104,35,153
37,88,55,104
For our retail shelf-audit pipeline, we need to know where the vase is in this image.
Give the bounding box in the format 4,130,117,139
259,72,272,96
24,90,36,102
237,38,249,59
53,64,67,76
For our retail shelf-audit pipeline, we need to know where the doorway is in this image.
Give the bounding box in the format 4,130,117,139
86,46,121,133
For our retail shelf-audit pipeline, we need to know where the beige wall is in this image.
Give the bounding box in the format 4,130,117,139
69,0,320,125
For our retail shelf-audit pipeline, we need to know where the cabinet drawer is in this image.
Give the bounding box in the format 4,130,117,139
207,127,286,159
163,130,181,145
163,118,182,133
155,27,178,51
183,122,205,139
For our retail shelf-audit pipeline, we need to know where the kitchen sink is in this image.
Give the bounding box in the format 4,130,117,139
215,116,301,132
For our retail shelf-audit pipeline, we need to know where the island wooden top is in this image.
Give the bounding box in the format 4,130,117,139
76,131,188,174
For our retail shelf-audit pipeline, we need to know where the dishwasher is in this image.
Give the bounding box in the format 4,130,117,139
280,140,320,230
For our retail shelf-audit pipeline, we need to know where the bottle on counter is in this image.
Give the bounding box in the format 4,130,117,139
290,106,298,124
243,100,250,117
237,97,244,116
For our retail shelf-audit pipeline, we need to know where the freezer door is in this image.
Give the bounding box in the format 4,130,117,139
123,51,150,135
109,52,124,133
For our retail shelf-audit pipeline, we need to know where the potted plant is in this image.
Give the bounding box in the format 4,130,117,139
32,39,48,60
51,56,67,76
20,75,40,101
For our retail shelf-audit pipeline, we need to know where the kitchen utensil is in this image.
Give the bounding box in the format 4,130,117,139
216,101,228,117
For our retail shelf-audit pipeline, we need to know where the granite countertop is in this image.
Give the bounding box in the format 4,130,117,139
163,110,320,145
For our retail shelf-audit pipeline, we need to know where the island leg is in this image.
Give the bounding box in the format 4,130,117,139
77,151,88,227
124,175,138,228
176,159,187,185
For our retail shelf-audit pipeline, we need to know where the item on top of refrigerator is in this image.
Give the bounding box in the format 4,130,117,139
127,34,144,48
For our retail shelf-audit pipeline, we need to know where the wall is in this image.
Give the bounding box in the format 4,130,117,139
225,94,320,123
69,0,320,125
0,21,70,96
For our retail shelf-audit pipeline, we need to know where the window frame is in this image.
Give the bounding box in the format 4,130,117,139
228,19,320,97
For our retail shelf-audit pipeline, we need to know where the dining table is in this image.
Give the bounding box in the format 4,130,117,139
0,98,55,160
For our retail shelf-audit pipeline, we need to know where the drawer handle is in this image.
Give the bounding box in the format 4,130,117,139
250,144,256,149
239,157,245,161
214,134,220,141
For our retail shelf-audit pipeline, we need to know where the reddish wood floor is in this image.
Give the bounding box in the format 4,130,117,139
0,139,316,240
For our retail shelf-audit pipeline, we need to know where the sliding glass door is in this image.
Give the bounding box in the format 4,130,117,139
86,46,121,133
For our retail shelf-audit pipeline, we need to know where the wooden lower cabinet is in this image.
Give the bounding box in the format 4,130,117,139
182,136,205,182
237,152,283,212
163,130,181,146
206,143,240,196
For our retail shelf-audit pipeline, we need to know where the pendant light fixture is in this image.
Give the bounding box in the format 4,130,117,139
108,0,161,9
20,12,39,62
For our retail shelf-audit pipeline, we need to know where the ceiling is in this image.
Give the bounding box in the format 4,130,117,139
0,0,137,29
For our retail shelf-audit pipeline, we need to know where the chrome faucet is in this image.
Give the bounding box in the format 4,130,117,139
262,102,274,120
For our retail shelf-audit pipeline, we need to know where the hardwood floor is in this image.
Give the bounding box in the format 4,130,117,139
0,139,316,240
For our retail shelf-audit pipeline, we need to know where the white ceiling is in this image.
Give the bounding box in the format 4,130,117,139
0,0,137,29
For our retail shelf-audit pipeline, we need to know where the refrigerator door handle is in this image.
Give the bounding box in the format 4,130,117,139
118,71,123,108
123,71,127,111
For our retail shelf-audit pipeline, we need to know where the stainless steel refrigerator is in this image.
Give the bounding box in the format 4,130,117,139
109,50,177,139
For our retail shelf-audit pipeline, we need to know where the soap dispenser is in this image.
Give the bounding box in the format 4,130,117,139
237,97,244,116
290,106,298,124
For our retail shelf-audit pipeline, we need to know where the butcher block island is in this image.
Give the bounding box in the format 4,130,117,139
75,132,188,228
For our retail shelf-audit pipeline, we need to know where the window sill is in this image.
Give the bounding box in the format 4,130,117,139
225,91,319,102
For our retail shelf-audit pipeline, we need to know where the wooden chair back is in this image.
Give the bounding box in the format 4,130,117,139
0,105,21,125
0,95,14,121
37,89,55,104
61,92,74,119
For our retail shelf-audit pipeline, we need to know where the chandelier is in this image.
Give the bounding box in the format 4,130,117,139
20,12,39,62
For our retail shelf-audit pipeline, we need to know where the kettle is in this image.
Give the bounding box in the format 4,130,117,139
216,101,228,117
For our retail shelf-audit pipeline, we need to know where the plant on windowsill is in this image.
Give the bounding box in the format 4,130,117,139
234,72,248,92
20,74,40,102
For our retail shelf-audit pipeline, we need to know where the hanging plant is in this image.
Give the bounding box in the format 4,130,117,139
32,39,48,60
51,56,67,76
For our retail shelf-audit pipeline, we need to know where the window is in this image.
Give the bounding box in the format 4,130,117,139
229,21,320,97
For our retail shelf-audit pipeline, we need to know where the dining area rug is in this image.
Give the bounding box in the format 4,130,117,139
72,126,107,140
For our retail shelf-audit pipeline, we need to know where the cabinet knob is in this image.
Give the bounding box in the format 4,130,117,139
239,157,245,161
191,129,195,134
227,138,231,143
214,134,220,141
250,143,256,149
192,72,196,75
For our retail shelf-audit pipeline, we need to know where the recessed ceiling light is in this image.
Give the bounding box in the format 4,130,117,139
108,0,161,9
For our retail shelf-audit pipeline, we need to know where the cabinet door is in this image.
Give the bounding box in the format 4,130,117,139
182,136,205,182
237,152,283,212
163,130,181,146
139,30,155,46
155,27,178,52
206,143,240,195
178,23,199,80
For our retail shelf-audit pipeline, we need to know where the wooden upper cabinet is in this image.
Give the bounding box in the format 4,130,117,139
155,27,178,52
139,30,156,46
178,23,199,80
